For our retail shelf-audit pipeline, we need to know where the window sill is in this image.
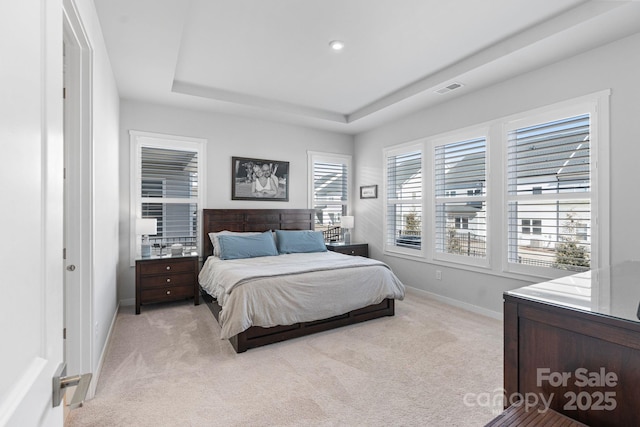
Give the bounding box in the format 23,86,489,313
382,249,570,284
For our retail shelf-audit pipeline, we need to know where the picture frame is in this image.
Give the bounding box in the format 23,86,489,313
360,184,378,199
231,156,289,201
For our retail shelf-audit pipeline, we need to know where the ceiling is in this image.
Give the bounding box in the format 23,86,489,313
93,0,640,134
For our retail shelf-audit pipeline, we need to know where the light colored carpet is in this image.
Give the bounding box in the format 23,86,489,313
66,288,503,426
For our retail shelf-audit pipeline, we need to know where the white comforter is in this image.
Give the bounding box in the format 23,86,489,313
198,251,405,339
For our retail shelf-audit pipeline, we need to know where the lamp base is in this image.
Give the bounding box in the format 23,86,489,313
141,244,151,258
344,231,351,244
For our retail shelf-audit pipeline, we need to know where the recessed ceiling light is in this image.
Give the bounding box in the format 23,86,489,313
329,40,345,51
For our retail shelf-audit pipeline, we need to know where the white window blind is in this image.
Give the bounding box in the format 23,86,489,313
386,149,422,250
312,160,348,229
308,153,351,241
507,114,591,271
140,147,199,253
130,131,206,264
434,137,487,259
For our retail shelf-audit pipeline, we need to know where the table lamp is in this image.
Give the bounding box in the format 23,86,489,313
341,216,354,244
136,218,157,258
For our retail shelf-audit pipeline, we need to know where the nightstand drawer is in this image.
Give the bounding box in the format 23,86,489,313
138,272,194,289
139,259,194,275
326,243,368,257
338,246,368,257
140,285,193,304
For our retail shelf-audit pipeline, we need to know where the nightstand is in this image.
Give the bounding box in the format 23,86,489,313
135,254,199,314
326,242,368,258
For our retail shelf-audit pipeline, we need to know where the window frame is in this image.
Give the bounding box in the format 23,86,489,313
431,129,490,267
502,103,599,278
383,142,425,257
129,131,207,266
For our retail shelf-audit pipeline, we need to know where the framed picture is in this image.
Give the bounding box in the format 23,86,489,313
231,156,289,201
360,184,378,199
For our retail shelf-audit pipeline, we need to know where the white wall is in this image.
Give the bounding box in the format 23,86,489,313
117,100,353,302
74,0,120,378
354,31,640,315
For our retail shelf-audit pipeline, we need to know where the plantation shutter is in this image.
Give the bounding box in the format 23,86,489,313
386,150,422,249
313,160,348,227
434,137,487,258
507,114,591,271
508,115,590,195
140,146,199,252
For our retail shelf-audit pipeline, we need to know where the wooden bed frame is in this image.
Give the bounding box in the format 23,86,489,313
200,208,395,353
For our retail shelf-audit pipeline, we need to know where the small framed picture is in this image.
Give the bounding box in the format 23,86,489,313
360,184,378,199
231,156,289,201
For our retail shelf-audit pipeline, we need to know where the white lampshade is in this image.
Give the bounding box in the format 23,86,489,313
341,216,354,229
136,218,157,236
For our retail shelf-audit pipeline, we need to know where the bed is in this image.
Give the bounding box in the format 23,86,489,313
199,208,405,352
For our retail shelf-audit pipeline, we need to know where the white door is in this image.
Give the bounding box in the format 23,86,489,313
0,1,65,426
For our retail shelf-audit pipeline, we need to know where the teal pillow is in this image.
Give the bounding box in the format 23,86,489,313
217,231,278,260
275,230,327,254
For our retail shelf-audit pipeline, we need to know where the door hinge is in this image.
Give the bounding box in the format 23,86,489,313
63,248,66,260
63,87,66,99
63,328,66,339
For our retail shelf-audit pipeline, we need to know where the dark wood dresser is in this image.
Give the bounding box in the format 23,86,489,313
326,242,368,257
504,262,640,426
135,254,199,314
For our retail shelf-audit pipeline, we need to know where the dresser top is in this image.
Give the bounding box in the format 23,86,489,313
506,261,640,324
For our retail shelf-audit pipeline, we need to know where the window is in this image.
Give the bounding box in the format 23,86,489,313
381,92,608,280
507,114,591,272
384,145,422,251
522,219,542,235
130,131,206,263
532,220,542,235
141,147,198,249
434,137,487,261
455,217,469,229
308,152,351,238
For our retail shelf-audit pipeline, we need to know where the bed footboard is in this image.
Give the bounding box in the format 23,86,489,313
200,287,394,353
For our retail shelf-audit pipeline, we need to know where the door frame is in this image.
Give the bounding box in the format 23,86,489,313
63,0,94,397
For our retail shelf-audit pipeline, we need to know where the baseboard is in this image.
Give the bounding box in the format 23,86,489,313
405,286,503,321
87,302,120,399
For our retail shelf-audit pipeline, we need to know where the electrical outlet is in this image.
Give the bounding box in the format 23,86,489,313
436,270,442,280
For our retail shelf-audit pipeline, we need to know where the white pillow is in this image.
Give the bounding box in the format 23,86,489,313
209,231,261,257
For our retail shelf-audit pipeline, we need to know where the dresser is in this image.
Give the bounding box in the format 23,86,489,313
326,242,368,257
504,262,640,426
135,254,199,314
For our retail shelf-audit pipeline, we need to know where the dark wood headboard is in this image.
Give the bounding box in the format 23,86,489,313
202,209,315,260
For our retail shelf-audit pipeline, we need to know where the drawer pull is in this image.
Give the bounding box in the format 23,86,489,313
166,278,171,283
350,250,355,254
166,266,171,270
166,290,171,295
